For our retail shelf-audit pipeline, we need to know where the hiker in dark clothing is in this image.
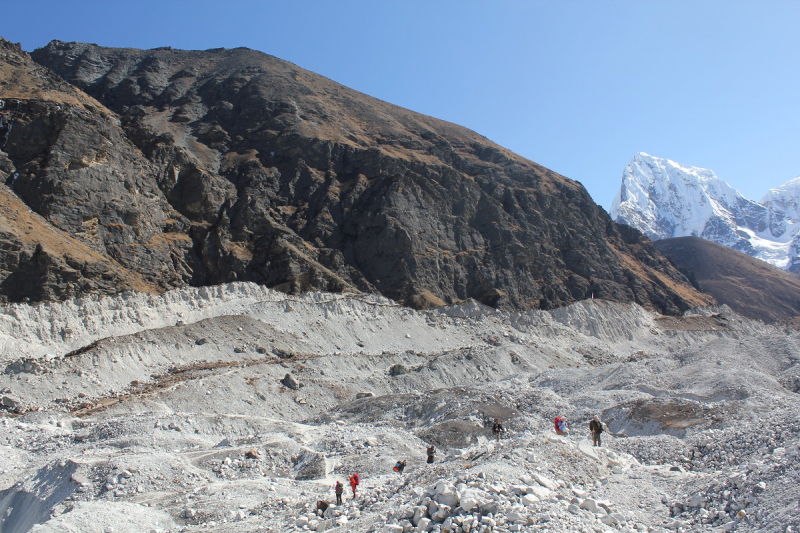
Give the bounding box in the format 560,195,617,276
492,419,504,441
426,445,435,464
334,480,344,505
589,416,603,447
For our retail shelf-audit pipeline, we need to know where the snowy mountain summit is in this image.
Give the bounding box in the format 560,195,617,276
611,152,800,273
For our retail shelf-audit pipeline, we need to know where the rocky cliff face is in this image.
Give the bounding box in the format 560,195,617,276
0,38,170,300
0,38,711,312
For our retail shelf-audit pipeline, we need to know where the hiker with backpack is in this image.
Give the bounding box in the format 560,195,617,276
555,416,566,435
492,419,504,441
349,473,359,498
334,480,344,505
393,460,407,473
426,445,435,464
589,415,603,447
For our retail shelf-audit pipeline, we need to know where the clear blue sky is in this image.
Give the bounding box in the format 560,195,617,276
4,1,799,210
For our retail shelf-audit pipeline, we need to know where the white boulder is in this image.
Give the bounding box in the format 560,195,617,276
533,473,559,491
459,490,481,512
412,506,427,526
527,485,551,499
431,504,451,522
580,498,600,513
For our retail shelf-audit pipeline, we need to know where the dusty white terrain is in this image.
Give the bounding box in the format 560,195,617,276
0,283,798,533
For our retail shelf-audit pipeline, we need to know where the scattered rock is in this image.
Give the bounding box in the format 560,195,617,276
1,396,21,410
580,498,600,513
281,373,300,390
245,448,261,460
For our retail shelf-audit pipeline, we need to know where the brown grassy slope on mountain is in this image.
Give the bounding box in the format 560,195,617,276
0,40,105,110
27,40,716,313
654,236,800,322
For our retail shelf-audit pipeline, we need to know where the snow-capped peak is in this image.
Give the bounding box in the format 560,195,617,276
761,176,800,222
611,152,755,241
611,153,800,272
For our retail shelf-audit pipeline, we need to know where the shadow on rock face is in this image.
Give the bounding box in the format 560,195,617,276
0,460,78,533
415,420,488,448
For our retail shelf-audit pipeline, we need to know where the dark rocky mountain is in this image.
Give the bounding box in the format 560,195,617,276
0,38,713,313
655,236,800,322
0,39,166,300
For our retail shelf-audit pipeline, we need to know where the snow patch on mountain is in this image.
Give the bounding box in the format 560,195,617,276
611,152,800,272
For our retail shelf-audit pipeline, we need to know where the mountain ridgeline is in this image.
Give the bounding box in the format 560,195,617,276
654,237,800,323
0,38,711,313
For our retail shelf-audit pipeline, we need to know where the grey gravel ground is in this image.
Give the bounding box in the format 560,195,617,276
0,283,797,533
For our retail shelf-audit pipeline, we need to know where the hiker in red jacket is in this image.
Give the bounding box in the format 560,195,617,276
349,473,359,498
555,416,566,435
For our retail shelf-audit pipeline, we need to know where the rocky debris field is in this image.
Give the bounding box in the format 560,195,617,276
0,282,798,532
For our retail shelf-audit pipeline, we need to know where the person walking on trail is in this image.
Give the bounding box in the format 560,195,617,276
426,445,436,464
555,416,566,436
334,480,344,505
349,473,359,498
589,416,603,447
393,460,407,473
492,419,504,441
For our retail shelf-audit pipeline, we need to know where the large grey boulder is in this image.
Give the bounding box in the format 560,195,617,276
292,449,328,480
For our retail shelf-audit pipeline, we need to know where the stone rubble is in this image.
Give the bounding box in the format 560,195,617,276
0,285,795,532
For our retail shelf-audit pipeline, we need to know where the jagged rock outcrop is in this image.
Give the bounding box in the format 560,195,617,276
0,38,712,312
